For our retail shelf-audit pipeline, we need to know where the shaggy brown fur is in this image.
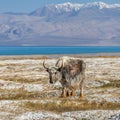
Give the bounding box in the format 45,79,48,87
43,56,86,98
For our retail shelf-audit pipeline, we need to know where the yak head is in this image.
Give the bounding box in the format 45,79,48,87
43,60,62,84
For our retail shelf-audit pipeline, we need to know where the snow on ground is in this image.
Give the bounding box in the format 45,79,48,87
16,111,61,120
0,79,45,92
15,110,120,120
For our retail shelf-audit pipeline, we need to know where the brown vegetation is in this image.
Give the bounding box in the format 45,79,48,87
23,99,120,113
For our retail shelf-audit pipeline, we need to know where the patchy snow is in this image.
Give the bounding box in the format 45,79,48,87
62,110,120,120
15,110,120,120
0,56,120,120
16,111,61,120
23,84,44,92
0,79,45,92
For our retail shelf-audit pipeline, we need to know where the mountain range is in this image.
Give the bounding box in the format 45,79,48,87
0,2,120,46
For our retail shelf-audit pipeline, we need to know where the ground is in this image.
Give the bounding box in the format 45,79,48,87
0,55,120,120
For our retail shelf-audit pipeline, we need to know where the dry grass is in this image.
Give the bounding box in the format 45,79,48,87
1,76,43,83
0,88,41,100
0,56,120,118
0,56,49,60
101,80,120,88
22,99,120,113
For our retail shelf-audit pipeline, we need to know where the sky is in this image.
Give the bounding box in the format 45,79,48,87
0,0,120,13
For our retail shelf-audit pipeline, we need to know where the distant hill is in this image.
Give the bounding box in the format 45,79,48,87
0,2,120,46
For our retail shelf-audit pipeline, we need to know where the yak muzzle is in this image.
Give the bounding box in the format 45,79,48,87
49,76,53,84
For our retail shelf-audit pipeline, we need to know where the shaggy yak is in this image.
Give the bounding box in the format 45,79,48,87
43,56,86,98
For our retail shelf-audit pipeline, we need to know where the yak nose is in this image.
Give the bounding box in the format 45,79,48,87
50,76,53,84
50,80,53,84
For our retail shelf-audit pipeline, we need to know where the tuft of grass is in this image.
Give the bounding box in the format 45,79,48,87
82,119,90,120
101,80,120,88
0,76,46,84
0,88,41,100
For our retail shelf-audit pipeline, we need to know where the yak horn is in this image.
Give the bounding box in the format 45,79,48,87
43,60,49,69
55,59,63,70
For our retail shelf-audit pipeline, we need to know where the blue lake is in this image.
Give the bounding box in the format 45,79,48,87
0,46,120,55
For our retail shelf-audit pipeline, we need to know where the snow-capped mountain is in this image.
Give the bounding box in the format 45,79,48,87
30,2,120,16
29,2,83,16
83,2,120,9
0,2,120,46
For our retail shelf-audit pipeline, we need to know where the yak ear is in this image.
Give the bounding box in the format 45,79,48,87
57,67,62,72
46,69,49,72
52,65,62,72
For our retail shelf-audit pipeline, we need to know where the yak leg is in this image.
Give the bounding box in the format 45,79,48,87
79,72,85,98
79,62,86,98
80,81,84,97
66,88,71,97
79,79,84,97
71,89,75,96
67,81,72,97
60,87,67,98
71,87,75,96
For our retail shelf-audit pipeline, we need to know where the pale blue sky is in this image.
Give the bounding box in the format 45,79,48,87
0,0,120,13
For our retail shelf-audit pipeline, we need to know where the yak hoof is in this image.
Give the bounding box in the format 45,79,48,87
71,92,75,97
66,91,71,97
60,94,66,98
79,94,84,98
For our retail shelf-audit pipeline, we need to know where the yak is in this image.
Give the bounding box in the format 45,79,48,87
43,56,86,98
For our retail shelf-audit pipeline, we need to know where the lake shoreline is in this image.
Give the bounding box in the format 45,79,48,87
1,46,120,55
0,52,120,60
